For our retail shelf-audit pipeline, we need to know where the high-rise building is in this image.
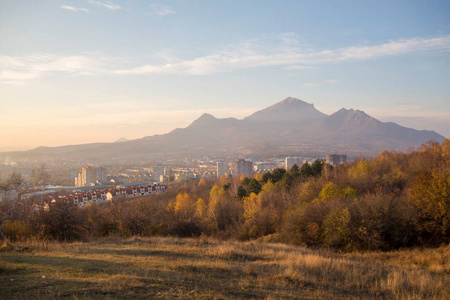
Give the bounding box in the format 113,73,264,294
82,166,96,187
75,173,83,187
326,154,347,166
74,166,107,187
285,157,302,170
231,159,253,177
96,167,107,183
216,161,229,178
160,175,170,184
152,166,165,181
164,167,172,176
152,166,171,182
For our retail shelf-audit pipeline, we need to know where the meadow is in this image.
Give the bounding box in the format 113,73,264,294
1,237,448,299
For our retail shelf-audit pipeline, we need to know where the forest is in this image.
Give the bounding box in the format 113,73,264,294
1,139,449,251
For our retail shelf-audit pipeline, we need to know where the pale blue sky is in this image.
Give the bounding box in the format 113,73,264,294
1,0,449,150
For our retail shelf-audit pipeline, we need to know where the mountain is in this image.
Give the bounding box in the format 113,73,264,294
301,108,445,151
0,97,445,163
245,97,326,123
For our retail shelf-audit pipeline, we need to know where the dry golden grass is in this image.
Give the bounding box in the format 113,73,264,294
0,237,448,299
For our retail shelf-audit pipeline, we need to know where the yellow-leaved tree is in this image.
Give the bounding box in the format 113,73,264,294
208,184,242,231
173,192,196,221
409,167,450,243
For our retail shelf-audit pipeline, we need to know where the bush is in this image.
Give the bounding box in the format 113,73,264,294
169,221,202,237
322,207,351,248
37,201,85,241
1,221,33,242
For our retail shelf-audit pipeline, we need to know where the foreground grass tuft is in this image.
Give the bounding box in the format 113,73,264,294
1,237,448,299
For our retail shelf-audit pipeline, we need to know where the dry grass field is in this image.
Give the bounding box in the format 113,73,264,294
0,236,449,299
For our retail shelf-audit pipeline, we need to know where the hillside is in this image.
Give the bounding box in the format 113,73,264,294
1,141,449,299
1,237,447,299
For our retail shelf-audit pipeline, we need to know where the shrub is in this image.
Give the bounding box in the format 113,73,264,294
322,207,351,248
1,220,33,242
169,221,202,237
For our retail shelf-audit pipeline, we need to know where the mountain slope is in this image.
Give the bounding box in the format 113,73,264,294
0,97,445,162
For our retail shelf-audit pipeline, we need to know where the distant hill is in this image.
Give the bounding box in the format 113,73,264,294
115,137,129,143
0,97,445,163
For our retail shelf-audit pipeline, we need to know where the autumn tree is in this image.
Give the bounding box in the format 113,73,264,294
0,171,24,241
37,200,84,241
198,178,207,188
208,185,243,231
173,193,196,221
409,167,450,244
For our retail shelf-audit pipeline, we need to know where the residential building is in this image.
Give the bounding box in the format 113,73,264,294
74,166,108,187
216,161,229,178
231,159,253,177
160,175,171,184
254,162,278,172
285,157,302,170
96,167,107,183
152,166,171,181
47,183,167,208
326,154,347,166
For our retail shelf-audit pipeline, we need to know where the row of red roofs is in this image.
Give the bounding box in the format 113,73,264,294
47,184,167,207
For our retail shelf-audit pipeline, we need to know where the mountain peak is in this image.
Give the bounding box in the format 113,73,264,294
199,113,216,120
187,113,218,128
282,96,307,103
336,108,372,119
244,97,327,122
323,108,377,129
275,97,314,107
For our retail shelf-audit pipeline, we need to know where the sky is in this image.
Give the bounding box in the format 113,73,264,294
1,0,449,151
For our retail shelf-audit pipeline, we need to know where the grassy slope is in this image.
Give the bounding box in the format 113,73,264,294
0,237,449,299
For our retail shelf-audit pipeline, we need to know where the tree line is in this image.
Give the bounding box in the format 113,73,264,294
1,140,449,251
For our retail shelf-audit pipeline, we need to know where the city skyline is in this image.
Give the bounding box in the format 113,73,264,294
1,1,449,151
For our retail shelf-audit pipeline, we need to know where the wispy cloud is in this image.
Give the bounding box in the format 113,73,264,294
115,35,450,75
301,83,319,87
86,0,121,11
149,4,175,16
61,5,89,13
0,53,116,84
3,35,450,84
302,79,338,88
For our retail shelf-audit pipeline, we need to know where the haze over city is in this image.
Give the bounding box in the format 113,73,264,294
1,0,449,151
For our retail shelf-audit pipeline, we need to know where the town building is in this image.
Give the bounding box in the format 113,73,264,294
160,175,170,184
74,166,107,187
326,154,347,166
216,161,229,178
152,166,171,181
47,183,167,208
253,162,278,172
285,157,302,170
231,159,253,177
